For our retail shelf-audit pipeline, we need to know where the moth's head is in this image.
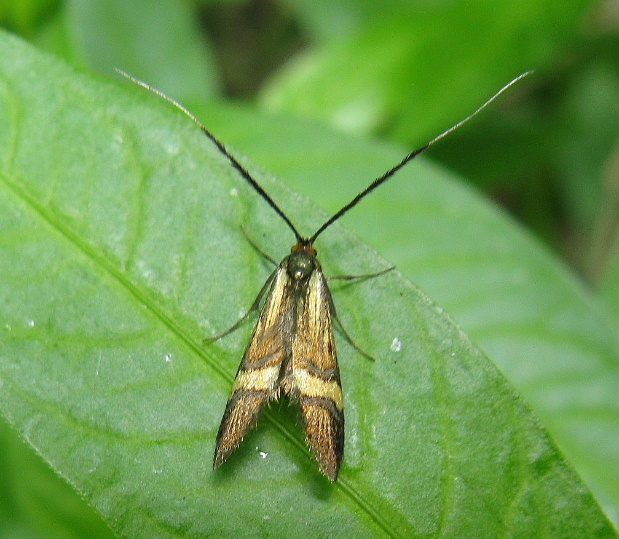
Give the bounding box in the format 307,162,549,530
287,242,318,281
291,240,317,257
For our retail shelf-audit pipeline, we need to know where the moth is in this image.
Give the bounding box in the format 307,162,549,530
121,70,530,481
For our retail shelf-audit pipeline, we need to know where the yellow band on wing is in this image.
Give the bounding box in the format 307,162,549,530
294,369,343,411
232,366,280,392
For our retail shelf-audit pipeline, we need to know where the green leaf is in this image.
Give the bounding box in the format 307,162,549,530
0,30,616,539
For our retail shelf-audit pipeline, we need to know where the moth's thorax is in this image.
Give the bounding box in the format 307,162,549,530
285,248,319,281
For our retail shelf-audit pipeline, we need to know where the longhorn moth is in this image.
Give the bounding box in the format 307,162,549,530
121,70,530,481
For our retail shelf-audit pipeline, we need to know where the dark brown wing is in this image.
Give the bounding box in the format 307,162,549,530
213,264,294,469
285,267,344,481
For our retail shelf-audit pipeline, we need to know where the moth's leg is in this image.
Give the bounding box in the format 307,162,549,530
327,266,395,361
328,266,395,282
241,226,278,267
204,270,276,343
332,314,376,361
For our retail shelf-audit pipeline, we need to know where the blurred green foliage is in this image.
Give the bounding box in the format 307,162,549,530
1,0,618,537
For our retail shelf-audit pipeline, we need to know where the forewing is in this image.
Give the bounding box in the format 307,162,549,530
288,268,344,481
214,264,294,469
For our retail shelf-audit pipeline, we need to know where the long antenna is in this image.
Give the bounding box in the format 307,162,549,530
307,71,533,244
119,69,531,248
116,69,305,244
